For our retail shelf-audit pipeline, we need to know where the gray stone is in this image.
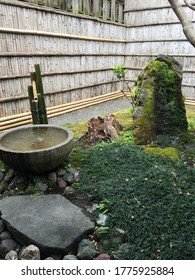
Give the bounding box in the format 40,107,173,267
67,168,80,182
35,182,48,192
0,181,8,194
64,186,76,196
63,172,74,184
63,254,78,260
56,169,67,177
0,231,13,240
20,245,40,260
77,239,97,260
45,257,55,260
9,176,26,191
0,195,94,255
112,243,132,259
96,213,107,226
3,169,15,183
0,220,5,233
5,250,18,260
111,228,127,244
0,172,5,183
48,172,57,188
0,239,17,257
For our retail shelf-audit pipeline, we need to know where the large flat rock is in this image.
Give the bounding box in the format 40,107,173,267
0,195,94,255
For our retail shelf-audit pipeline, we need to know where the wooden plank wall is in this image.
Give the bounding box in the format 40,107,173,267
0,0,127,117
124,0,195,100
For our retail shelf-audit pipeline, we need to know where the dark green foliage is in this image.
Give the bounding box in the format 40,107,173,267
77,142,195,259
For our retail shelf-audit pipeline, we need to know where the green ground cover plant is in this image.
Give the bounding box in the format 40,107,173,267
76,142,195,259
64,105,195,260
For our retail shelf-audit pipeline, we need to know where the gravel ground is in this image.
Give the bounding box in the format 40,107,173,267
49,97,131,125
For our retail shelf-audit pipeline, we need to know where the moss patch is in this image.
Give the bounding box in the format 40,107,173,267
144,147,180,161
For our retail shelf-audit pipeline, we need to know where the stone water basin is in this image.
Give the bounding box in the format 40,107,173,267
0,125,74,174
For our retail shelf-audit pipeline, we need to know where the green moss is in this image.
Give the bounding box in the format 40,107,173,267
133,57,188,144
144,147,180,161
114,109,133,130
62,121,88,141
134,87,156,144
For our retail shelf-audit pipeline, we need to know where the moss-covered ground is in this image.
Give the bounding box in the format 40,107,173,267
61,105,195,260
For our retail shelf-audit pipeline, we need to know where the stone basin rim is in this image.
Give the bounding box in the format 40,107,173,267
0,124,74,153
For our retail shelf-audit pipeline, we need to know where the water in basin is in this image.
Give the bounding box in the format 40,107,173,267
1,127,68,151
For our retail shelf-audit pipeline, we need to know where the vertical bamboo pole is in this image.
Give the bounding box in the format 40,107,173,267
83,0,89,15
94,0,101,17
28,85,40,124
111,0,116,22
103,0,109,20
118,1,124,23
34,64,48,124
72,0,79,13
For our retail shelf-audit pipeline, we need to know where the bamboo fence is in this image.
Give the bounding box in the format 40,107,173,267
1,0,195,122
0,0,127,118
19,0,125,23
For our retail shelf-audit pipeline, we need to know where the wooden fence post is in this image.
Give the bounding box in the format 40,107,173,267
83,0,90,15
103,0,110,20
111,0,116,22
94,0,101,18
118,1,124,23
72,0,79,14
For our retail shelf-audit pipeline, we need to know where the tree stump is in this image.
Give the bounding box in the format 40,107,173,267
83,114,123,144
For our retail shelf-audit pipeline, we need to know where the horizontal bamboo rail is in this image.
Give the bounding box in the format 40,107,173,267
0,27,128,43
0,92,194,132
0,91,127,131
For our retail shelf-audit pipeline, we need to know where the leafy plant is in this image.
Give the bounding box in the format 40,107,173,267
112,64,138,109
112,65,128,79
97,198,110,214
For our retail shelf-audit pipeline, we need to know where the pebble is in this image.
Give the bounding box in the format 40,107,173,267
77,239,97,260
0,231,13,240
20,245,41,260
94,253,110,260
96,213,107,226
0,220,5,233
5,250,18,260
64,186,76,196
57,177,67,189
63,254,78,260
0,239,18,257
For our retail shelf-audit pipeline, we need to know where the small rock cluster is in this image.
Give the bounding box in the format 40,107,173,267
0,166,79,198
0,165,130,260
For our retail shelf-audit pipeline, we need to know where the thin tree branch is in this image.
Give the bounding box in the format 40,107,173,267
184,0,195,11
168,0,195,47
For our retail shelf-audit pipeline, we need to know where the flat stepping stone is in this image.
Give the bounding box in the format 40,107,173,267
0,195,94,255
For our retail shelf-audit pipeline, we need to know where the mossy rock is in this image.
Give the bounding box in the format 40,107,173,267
144,147,180,161
132,55,188,145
